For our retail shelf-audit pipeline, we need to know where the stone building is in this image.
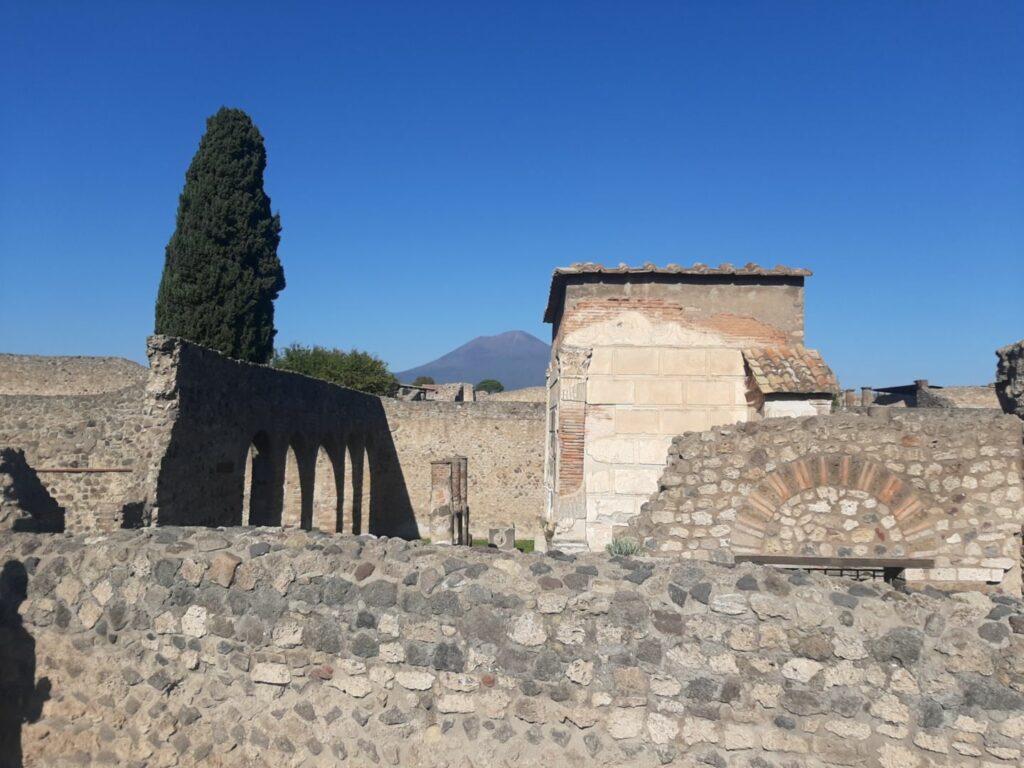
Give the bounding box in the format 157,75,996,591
542,262,838,552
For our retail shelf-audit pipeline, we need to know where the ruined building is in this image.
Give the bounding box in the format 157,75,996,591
542,263,838,551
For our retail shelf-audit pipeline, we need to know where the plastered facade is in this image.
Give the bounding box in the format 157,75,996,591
543,265,833,551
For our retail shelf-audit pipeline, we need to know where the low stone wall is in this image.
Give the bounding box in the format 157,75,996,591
0,353,147,395
384,399,545,538
629,410,1024,593
480,386,548,403
2,528,1022,767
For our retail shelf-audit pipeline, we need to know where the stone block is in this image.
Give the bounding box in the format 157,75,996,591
708,407,748,427
585,469,612,493
209,552,242,588
660,348,707,376
660,409,710,435
587,377,634,405
636,437,672,465
687,379,740,406
635,379,684,405
588,347,614,375
614,468,660,495
587,437,635,463
708,348,743,375
614,408,660,434
488,527,515,550
612,347,660,375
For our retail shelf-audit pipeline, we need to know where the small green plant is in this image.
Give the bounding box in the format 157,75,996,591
606,537,642,556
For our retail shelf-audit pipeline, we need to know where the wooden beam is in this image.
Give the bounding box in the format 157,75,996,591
734,555,934,569
35,467,133,474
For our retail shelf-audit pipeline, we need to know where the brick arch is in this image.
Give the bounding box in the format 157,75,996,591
733,455,940,557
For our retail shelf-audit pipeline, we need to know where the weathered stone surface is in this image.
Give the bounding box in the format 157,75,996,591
4,528,1023,768
996,339,1024,419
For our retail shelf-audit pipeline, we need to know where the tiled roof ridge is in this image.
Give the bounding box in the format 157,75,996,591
552,261,812,277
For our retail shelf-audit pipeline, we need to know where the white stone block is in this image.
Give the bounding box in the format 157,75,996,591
661,348,707,375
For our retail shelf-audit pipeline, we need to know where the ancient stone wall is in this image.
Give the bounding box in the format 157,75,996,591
630,410,1024,593
0,340,545,538
479,386,548,403
145,336,414,536
383,399,545,539
2,528,1023,767
0,382,152,531
997,339,1024,419
0,353,147,395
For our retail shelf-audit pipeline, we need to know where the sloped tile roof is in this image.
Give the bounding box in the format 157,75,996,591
744,347,839,395
544,262,811,323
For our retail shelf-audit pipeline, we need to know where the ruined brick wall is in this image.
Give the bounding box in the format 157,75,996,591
0,382,153,531
630,410,1024,593
3,528,1023,767
0,353,147,395
383,399,545,538
551,276,806,350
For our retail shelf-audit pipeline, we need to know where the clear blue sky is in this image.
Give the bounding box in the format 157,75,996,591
2,2,1021,386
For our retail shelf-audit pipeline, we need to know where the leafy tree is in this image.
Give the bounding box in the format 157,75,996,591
412,376,435,386
155,107,285,363
476,379,504,393
273,344,400,397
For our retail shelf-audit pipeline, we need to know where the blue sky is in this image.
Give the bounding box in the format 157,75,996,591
2,2,1021,386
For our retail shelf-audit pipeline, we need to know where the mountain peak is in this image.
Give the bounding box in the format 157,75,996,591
396,331,550,389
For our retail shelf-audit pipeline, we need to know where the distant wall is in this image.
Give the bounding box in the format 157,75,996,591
146,336,414,535
0,340,546,538
5,528,1023,767
384,399,545,537
0,383,152,531
0,353,147,395
479,386,548,403
630,410,1024,593
150,337,543,538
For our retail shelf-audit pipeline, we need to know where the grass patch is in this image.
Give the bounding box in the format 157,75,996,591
417,537,535,553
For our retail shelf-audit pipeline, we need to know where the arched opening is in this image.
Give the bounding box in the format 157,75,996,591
312,443,341,532
245,432,275,526
282,436,304,528
362,436,374,534
345,437,366,534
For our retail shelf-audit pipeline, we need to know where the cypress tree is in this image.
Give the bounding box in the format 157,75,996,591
155,107,285,362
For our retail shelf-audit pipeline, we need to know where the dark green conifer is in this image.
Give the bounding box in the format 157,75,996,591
155,108,284,362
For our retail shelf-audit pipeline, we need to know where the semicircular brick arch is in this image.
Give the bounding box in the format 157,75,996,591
733,455,940,558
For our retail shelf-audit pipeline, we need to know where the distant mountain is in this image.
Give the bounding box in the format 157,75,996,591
396,331,550,390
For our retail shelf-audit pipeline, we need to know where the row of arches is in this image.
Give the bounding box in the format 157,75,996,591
239,431,373,534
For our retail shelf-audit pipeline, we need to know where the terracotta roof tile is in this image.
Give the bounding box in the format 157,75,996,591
744,347,839,395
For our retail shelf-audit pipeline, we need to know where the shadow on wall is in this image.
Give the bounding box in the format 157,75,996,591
0,560,51,768
0,449,65,533
226,406,418,537
148,337,418,538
